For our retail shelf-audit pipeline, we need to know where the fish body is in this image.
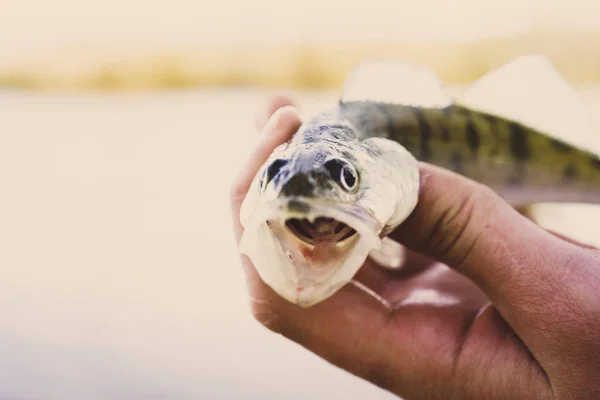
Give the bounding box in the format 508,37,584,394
339,101,600,206
239,55,600,307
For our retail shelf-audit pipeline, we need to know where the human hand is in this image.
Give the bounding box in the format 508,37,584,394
230,95,600,400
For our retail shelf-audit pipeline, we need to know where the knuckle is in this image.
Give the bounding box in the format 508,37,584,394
554,250,600,335
267,94,295,116
269,105,300,132
424,181,496,268
514,248,600,371
256,94,295,130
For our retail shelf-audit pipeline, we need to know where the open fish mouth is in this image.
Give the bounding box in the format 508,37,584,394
239,198,382,307
283,217,357,245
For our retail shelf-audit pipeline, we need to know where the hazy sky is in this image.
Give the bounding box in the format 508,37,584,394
1,0,599,64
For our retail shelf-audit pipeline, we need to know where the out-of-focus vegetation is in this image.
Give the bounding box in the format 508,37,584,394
3,28,600,92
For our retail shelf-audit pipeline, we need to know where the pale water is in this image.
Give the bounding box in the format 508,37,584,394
0,88,599,399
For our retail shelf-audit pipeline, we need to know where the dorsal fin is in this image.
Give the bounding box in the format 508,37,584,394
459,54,599,155
340,60,453,108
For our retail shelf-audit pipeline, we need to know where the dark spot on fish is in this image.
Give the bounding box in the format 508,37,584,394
450,152,463,174
265,159,288,186
334,126,357,141
287,199,311,214
328,129,342,140
439,106,457,142
303,133,318,144
549,137,572,153
317,125,330,134
591,155,600,171
313,171,334,188
376,104,397,138
313,124,348,135
506,123,531,185
414,108,432,161
271,170,288,187
509,123,531,161
563,164,578,181
376,104,416,150
313,151,327,165
484,115,501,157
465,114,480,155
441,127,451,143
281,173,316,197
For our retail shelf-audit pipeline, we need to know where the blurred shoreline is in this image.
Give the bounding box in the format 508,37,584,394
3,28,600,92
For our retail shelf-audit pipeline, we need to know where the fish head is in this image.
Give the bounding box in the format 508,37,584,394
239,126,419,307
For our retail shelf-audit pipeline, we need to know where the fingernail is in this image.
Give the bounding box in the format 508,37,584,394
260,106,300,138
255,94,294,131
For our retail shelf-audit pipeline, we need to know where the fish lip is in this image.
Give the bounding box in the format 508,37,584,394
239,197,382,307
245,197,382,238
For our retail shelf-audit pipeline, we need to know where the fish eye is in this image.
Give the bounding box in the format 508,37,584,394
324,159,358,192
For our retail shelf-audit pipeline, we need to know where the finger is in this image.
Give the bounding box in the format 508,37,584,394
245,260,413,390
389,163,595,339
230,106,302,241
255,93,296,131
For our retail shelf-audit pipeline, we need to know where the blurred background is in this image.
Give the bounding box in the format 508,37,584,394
1,1,600,399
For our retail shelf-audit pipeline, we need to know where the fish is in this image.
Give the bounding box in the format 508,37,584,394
238,54,600,308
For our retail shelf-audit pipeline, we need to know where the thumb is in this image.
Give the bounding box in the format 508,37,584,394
390,163,593,338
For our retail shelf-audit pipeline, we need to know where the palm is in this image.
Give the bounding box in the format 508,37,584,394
350,248,546,399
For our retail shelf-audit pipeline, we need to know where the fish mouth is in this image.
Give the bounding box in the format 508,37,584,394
239,198,382,307
283,217,358,245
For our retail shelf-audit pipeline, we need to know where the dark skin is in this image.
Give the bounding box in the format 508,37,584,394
230,95,600,400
